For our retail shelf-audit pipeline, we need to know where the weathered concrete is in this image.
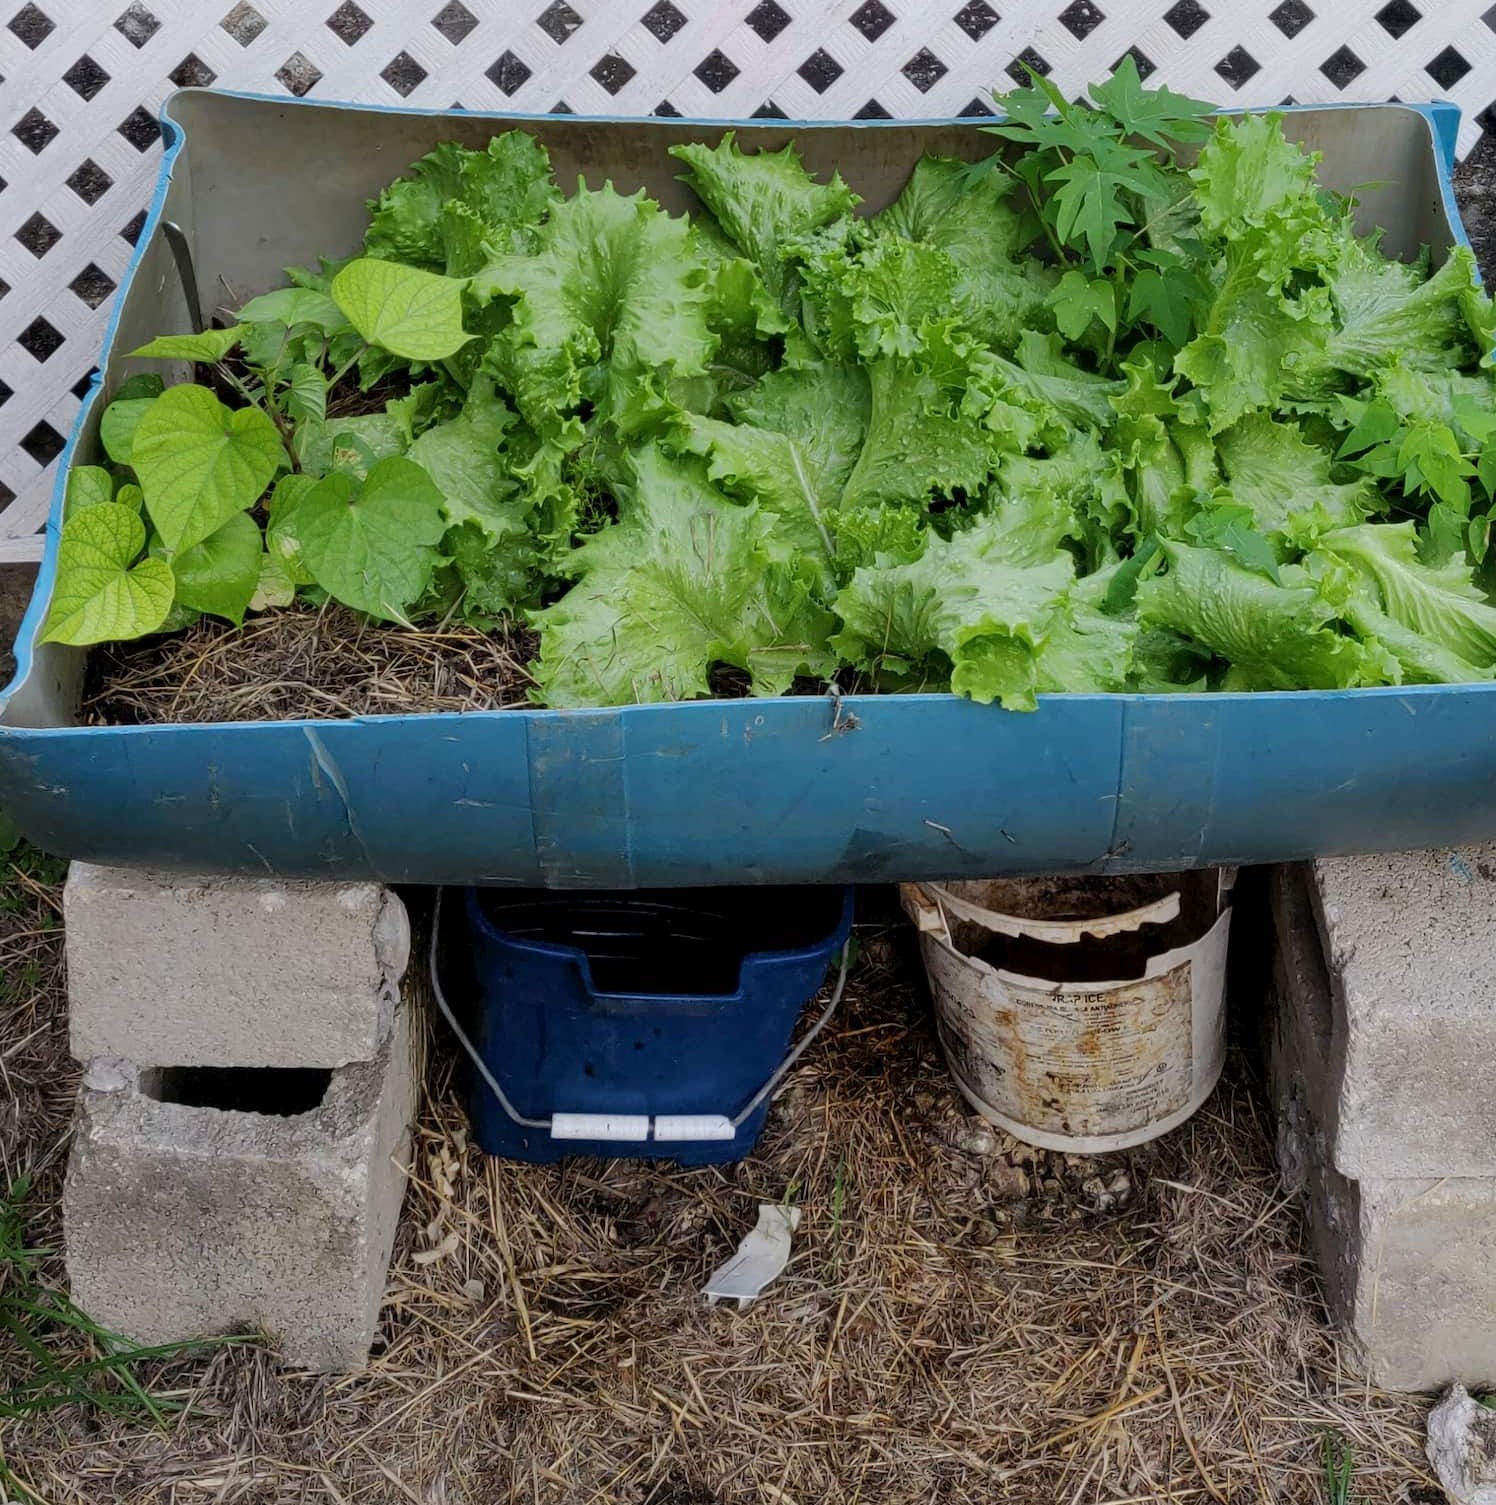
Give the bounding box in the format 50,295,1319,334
65,864,411,1069
1269,860,1496,1390
1273,847,1496,1179
63,1001,419,1373
1297,1130,1496,1392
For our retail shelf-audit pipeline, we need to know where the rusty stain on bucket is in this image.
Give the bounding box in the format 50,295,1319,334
904,872,1232,1154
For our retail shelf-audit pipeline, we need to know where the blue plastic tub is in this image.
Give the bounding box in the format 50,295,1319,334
0,93,1484,885
451,884,853,1164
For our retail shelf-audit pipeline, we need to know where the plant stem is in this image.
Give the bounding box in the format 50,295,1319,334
217,361,297,460
326,341,371,396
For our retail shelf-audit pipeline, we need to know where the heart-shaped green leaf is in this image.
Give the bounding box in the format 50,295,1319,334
116,483,144,514
237,287,347,330
330,258,472,362
99,396,157,466
133,384,284,554
285,362,327,425
118,372,165,403
297,456,447,618
65,466,114,516
130,327,244,362
41,503,176,646
265,474,319,586
249,549,298,611
170,510,264,625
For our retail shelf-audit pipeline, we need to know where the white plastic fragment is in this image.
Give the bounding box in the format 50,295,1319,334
704,1203,802,1310
1428,1384,1496,1505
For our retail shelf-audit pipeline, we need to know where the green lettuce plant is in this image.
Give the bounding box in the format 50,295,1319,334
43,68,1496,712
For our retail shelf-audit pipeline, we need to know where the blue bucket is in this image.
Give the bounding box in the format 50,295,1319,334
443,885,854,1164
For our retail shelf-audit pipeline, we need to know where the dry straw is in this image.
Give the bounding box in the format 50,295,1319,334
0,878,1435,1504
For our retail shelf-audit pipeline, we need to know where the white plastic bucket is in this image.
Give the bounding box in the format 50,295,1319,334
902,872,1234,1154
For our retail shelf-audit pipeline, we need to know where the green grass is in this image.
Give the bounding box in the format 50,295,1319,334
0,846,253,1452
1322,1430,1356,1505
0,1176,245,1425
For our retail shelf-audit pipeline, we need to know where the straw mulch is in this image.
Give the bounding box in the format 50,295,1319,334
0,862,1435,1505
85,605,538,725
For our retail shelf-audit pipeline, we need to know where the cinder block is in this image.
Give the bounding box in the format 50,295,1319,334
1271,847,1496,1179
1294,1102,1496,1392
65,863,411,1069
63,1001,418,1373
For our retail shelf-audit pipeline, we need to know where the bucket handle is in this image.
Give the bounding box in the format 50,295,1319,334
428,888,851,1145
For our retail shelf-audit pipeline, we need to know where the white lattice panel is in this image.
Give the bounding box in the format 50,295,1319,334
3,0,1496,553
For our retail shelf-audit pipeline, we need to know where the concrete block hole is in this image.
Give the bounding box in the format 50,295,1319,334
139,1065,333,1116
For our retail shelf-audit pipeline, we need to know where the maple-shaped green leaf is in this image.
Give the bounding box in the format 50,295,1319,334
476,182,715,438
532,446,835,707
65,465,114,516
170,510,263,625
331,257,472,362
236,287,347,330
41,502,175,646
670,133,858,312
1127,252,1209,348
1087,55,1214,147
1047,268,1117,340
406,380,526,538
132,384,284,554
295,456,448,619
99,395,158,466
130,326,243,363
1048,155,1134,270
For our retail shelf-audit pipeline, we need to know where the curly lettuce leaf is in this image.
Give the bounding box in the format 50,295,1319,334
365,134,559,272
840,357,997,513
1216,413,1376,541
833,515,1075,709
1315,238,1488,381
670,133,858,312
533,446,835,706
476,182,715,439
1175,239,1335,431
1188,113,1321,240
1137,539,1371,690
1314,521,1496,667
876,155,1057,350
981,330,1124,431
797,225,963,363
677,361,869,578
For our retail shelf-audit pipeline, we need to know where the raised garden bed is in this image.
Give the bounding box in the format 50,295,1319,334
0,90,1490,885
